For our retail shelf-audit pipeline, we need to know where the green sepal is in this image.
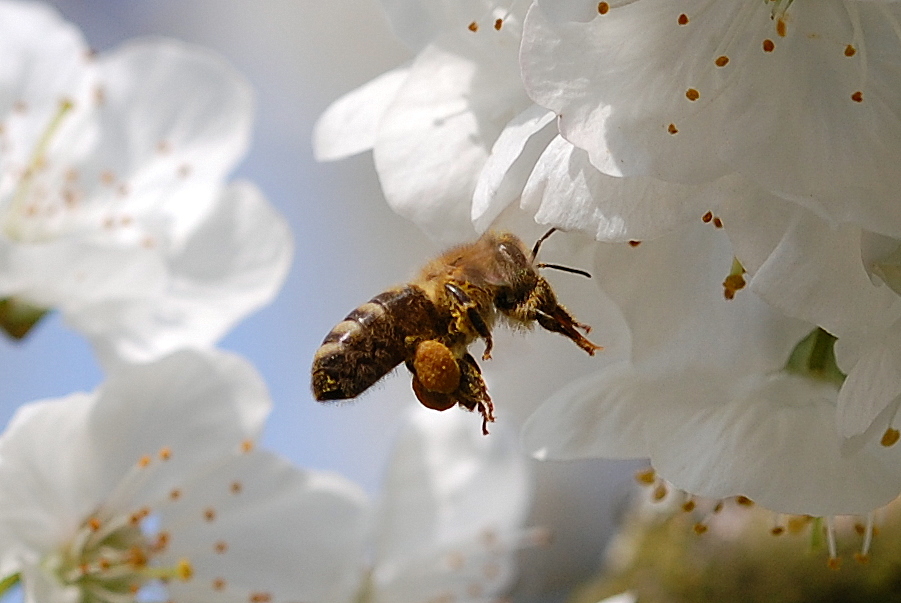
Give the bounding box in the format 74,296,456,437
0,298,49,340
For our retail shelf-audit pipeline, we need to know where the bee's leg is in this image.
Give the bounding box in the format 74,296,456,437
514,277,602,356
411,375,457,411
454,353,495,435
445,283,494,360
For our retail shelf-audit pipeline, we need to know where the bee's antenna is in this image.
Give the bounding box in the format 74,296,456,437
531,228,558,260
537,263,592,278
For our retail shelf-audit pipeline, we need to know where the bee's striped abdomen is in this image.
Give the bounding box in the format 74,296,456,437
312,285,442,401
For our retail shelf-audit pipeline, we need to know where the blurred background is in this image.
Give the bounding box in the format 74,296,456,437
0,2,639,601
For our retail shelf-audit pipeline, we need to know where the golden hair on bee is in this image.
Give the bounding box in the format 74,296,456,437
311,228,601,434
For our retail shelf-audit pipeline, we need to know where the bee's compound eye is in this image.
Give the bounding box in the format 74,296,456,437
413,340,461,394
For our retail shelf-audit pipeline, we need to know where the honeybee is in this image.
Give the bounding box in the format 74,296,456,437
311,228,601,434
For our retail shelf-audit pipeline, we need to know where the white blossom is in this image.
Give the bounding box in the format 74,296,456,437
0,1,292,364
314,1,532,242
0,349,368,603
520,0,901,237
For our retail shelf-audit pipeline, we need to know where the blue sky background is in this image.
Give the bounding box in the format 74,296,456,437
0,3,640,600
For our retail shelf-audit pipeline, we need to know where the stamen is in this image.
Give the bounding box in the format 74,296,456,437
880,427,899,447
825,516,840,569
597,2,609,15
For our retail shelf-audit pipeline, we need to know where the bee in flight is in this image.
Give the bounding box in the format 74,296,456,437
311,228,601,434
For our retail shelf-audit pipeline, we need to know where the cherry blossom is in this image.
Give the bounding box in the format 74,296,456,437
0,1,291,364
0,349,368,603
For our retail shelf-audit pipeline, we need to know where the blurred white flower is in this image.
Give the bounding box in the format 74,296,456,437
314,0,533,242
360,409,535,603
0,349,368,603
0,1,292,364
520,0,901,237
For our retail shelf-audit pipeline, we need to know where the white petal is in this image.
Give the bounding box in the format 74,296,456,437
471,105,557,232
644,373,901,515
313,66,410,161
523,362,650,461
83,349,272,509
160,450,368,603
0,238,168,311
0,393,96,565
373,29,530,242
521,136,743,242
837,324,901,437
728,200,899,336
373,409,531,564
592,221,808,372
379,0,507,51
69,182,292,365
0,1,93,156
91,38,254,239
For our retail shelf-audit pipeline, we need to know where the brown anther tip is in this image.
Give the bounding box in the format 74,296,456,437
597,2,609,14
827,557,842,571
494,18,503,30
845,44,857,57
693,523,708,535
715,55,729,67
880,427,900,447
685,88,700,101
702,211,713,223
852,91,864,103
635,468,656,485
735,495,754,507
667,123,679,135
713,216,723,228
682,501,696,512
628,240,642,247
677,14,688,25
854,523,866,535
468,21,479,32
770,526,785,536
763,39,775,52
854,552,871,565
652,484,668,501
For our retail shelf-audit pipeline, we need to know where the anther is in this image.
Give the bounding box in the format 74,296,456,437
204,508,216,522
851,91,863,103
177,559,193,581
845,44,857,57
629,240,642,247
250,592,272,603
776,18,786,37
693,522,709,535
685,88,700,101
494,18,503,30
231,481,243,494
677,14,688,25
159,447,172,461
88,517,102,531
241,439,254,453
652,483,668,501
169,488,181,501
215,541,228,554
597,2,609,15
138,455,151,468
702,211,713,223
468,21,479,32
713,216,723,228
667,123,678,135
881,427,899,447
763,39,775,52
634,467,656,485
735,495,754,507
213,578,226,591
715,56,729,67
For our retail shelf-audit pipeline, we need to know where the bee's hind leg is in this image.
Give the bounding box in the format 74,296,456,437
454,353,495,435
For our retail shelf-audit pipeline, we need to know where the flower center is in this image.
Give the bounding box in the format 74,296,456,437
44,512,191,603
